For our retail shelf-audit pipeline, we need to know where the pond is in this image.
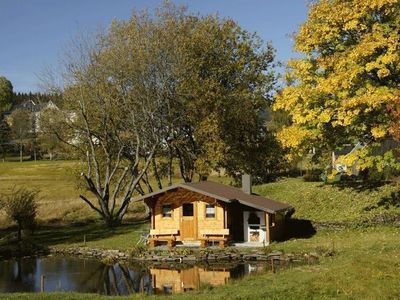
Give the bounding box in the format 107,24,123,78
0,256,291,295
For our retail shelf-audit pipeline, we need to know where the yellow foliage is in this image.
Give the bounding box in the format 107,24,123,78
274,0,400,156
371,126,387,139
276,126,316,150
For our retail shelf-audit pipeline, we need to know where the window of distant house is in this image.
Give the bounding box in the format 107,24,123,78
162,204,172,218
205,204,215,218
182,203,194,217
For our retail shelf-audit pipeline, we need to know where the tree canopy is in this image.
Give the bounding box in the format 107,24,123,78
274,0,400,170
0,76,13,113
43,3,279,225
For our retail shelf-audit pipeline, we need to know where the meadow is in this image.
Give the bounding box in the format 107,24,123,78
0,160,230,228
0,160,400,299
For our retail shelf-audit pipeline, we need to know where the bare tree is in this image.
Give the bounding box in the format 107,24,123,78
40,8,180,226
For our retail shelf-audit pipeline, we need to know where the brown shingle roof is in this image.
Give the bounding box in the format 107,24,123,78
137,180,293,214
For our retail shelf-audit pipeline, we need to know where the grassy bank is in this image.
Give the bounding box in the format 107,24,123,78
255,177,400,223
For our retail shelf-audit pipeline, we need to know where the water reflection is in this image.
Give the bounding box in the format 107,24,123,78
0,257,283,295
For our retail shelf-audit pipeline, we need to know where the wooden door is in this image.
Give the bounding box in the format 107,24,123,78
180,202,197,240
180,266,199,291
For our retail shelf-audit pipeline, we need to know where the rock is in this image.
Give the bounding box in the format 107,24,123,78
182,255,197,262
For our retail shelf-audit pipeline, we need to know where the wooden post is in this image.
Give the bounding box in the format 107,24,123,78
83,234,86,246
271,258,275,273
224,204,227,229
40,275,45,292
265,213,270,244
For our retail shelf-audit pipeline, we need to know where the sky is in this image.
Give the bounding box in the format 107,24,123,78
0,0,309,93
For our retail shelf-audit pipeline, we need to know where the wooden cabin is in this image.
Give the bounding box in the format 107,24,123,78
139,175,293,247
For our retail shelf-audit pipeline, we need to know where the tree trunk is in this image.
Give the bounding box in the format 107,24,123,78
17,222,22,242
19,143,23,162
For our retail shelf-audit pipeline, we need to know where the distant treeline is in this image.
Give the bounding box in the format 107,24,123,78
12,92,62,106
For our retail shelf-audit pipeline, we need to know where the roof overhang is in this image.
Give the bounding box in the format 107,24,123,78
133,183,293,214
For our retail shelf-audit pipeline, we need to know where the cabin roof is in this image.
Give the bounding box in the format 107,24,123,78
136,180,293,214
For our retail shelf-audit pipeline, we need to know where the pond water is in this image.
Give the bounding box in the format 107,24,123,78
0,256,289,295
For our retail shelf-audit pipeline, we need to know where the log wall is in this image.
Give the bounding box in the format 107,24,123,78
152,188,225,240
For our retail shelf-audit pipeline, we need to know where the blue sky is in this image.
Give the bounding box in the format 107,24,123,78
0,0,308,92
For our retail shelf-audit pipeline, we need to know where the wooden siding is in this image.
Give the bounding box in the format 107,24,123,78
152,188,225,241
268,212,286,241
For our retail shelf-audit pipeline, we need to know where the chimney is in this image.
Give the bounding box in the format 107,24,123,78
242,174,252,194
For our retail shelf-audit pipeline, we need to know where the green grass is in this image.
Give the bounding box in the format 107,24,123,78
255,177,400,223
0,160,96,227
0,222,149,254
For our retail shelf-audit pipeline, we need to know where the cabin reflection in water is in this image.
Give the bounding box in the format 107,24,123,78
150,264,261,294
0,257,270,296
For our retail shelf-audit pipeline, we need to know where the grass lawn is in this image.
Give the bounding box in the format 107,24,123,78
0,160,96,227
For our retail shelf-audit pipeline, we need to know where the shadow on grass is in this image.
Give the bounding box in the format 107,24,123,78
281,218,316,241
327,180,390,192
364,191,400,211
34,220,149,248
0,220,149,254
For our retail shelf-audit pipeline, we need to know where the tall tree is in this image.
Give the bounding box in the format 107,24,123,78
44,3,279,225
0,76,13,161
274,0,400,170
0,76,13,113
0,118,11,162
9,109,33,162
171,15,278,182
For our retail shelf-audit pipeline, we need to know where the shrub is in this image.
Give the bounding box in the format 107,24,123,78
0,187,38,242
303,169,323,182
129,244,148,258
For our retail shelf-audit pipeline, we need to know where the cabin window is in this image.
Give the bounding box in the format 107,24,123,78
162,204,172,218
182,203,194,217
205,204,215,218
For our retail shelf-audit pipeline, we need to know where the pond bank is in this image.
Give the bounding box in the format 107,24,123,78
49,246,321,265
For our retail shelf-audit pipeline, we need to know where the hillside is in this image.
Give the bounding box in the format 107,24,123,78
255,178,400,223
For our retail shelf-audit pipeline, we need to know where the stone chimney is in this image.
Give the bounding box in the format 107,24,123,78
242,174,252,194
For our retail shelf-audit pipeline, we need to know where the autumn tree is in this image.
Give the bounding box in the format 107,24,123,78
170,14,278,182
274,0,400,172
42,5,184,226
42,3,281,225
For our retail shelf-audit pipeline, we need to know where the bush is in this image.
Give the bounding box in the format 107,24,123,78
0,187,38,242
303,169,323,182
